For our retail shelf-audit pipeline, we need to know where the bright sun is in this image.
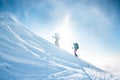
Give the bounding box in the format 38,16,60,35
55,13,75,53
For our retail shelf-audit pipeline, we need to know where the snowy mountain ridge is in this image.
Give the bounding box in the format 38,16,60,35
0,13,119,80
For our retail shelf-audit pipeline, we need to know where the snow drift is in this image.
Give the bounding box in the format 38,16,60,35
0,13,119,80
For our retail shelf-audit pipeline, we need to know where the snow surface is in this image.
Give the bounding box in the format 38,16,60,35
0,13,119,80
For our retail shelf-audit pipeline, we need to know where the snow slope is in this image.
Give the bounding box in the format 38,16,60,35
0,13,119,80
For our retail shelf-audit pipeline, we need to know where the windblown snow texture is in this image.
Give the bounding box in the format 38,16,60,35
0,13,119,80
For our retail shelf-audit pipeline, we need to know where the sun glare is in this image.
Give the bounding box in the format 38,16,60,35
55,13,74,53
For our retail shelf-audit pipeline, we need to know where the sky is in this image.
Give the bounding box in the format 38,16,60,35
0,0,120,75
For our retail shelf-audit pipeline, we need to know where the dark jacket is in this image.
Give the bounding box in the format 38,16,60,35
73,43,79,50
